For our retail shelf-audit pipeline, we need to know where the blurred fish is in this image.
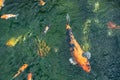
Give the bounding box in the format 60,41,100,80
28,73,32,80
107,21,120,29
107,21,117,29
1,14,19,19
43,25,49,34
66,14,91,73
39,0,46,6
12,64,28,79
0,0,5,10
6,36,22,47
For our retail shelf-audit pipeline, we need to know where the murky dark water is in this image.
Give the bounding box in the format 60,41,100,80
0,0,120,80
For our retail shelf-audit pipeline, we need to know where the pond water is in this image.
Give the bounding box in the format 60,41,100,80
0,0,120,80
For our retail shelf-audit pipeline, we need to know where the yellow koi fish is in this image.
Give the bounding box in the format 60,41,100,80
6,36,22,47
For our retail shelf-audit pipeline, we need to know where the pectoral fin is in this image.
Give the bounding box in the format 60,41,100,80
69,58,77,65
82,51,91,59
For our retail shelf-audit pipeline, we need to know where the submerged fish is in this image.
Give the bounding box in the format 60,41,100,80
66,14,91,73
0,0,5,10
1,14,19,19
43,25,49,34
6,36,22,47
28,73,32,80
107,21,116,29
39,0,46,6
107,21,120,29
12,64,28,79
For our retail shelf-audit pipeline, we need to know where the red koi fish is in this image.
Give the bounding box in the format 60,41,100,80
43,25,49,34
66,14,91,73
107,21,120,29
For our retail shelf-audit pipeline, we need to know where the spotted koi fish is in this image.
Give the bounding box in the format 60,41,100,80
66,14,91,73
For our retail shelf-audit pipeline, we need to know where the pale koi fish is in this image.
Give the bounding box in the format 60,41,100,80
107,21,120,29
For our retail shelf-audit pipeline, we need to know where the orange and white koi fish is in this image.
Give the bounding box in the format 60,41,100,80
0,0,5,10
66,14,91,73
28,73,32,80
39,0,46,6
12,64,28,79
107,21,120,29
1,14,19,19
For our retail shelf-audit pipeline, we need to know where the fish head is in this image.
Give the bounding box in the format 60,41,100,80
23,64,28,68
81,61,91,73
28,73,32,79
66,24,71,30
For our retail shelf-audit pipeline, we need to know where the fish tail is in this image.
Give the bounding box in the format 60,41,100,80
66,13,70,24
15,14,19,19
12,72,20,79
9,78,14,80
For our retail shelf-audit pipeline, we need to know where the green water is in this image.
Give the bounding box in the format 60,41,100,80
0,0,120,80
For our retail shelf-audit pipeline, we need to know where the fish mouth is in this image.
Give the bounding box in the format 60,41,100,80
81,63,91,73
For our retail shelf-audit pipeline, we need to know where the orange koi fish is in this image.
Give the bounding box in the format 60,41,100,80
1,14,19,19
66,14,91,73
107,21,120,29
0,0,5,10
39,0,46,6
28,73,32,80
12,64,28,79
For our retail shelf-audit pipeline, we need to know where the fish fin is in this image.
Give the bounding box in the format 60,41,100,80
9,78,14,80
82,51,91,59
2,3,5,7
66,13,70,24
69,58,77,65
15,14,19,19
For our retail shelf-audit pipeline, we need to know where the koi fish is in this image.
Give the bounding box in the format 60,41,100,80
43,25,49,34
1,14,19,19
39,0,46,6
6,35,22,47
107,21,117,29
107,21,120,29
66,14,91,73
0,0,5,10
28,73,32,80
12,64,28,79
